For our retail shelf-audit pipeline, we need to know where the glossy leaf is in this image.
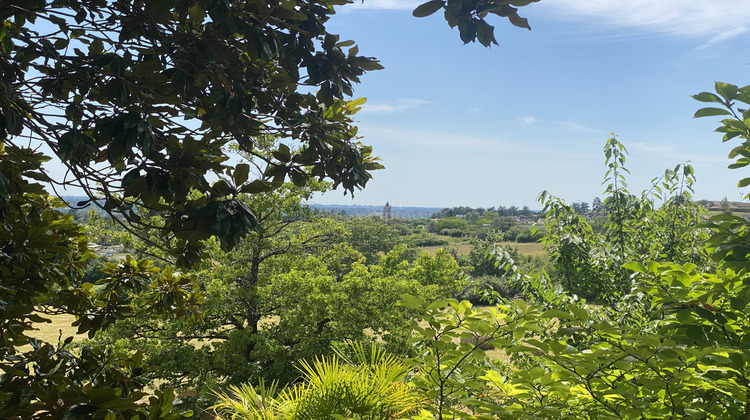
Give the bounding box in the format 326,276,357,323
413,0,445,17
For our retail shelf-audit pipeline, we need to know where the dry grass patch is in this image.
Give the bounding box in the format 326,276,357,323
420,243,472,256
420,241,546,258
18,312,87,351
499,241,546,257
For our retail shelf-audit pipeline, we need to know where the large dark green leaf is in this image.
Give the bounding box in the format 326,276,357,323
413,0,445,17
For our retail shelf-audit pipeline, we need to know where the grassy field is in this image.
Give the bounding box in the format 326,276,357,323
22,313,87,350
499,241,546,257
420,240,546,257
420,243,473,256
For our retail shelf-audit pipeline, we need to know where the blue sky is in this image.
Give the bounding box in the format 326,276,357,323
311,0,750,209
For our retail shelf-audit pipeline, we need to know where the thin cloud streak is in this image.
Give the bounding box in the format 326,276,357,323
693,26,749,51
362,98,432,113
555,120,597,133
360,126,534,154
516,115,597,133
630,142,726,164
540,0,750,39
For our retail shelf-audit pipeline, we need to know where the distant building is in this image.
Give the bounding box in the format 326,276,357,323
383,202,392,222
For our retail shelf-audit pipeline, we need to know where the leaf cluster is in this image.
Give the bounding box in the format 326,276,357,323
0,143,196,418
413,0,540,46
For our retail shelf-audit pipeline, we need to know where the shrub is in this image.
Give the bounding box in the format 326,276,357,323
454,275,514,305
408,233,449,247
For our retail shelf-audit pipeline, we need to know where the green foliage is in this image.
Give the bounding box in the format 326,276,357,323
456,235,532,304
344,217,403,264
404,260,750,419
455,275,514,305
96,205,468,397
401,295,546,419
431,217,470,237
693,82,750,192
492,216,518,232
539,135,708,302
1,0,386,267
462,233,507,277
398,80,750,420
693,82,750,272
212,343,421,419
503,224,541,242
433,217,470,231
407,232,450,247
0,143,195,418
412,0,540,46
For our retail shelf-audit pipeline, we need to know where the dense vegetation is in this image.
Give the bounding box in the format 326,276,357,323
3,1,750,419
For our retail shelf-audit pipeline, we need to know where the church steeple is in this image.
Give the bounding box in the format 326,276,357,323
383,202,392,222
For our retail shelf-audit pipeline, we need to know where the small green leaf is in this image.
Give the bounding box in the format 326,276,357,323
715,82,739,102
89,39,104,56
188,3,206,24
730,297,746,311
240,180,274,194
693,107,732,118
692,92,724,104
508,13,531,30
234,163,250,186
476,19,497,47
458,17,477,44
540,309,573,320
623,261,646,273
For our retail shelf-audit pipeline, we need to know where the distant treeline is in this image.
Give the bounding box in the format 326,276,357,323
310,204,441,219
431,205,538,219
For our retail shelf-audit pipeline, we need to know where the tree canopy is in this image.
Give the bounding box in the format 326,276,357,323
1,0,538,267
2,0,387,266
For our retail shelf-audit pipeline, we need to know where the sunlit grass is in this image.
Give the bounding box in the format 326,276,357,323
20,313,87,351
420,241,546,258
499,241,546,257
420,243,473,256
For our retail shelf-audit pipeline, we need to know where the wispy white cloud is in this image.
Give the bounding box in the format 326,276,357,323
693,26,749,51
362,98,431,113
359,126,534,154
516,115,597,133
519,115,538,126
630,142,678,155
555,120,597,133
630,142,726,163
540,0,750,39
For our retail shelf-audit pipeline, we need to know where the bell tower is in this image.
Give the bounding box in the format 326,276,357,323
383,202,392,222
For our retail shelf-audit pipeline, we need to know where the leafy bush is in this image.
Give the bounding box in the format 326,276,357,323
439,228,466,237
504,225,542,242
455,275,514,304
433,217,470,232
408,232,449,247
211,343,421,419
